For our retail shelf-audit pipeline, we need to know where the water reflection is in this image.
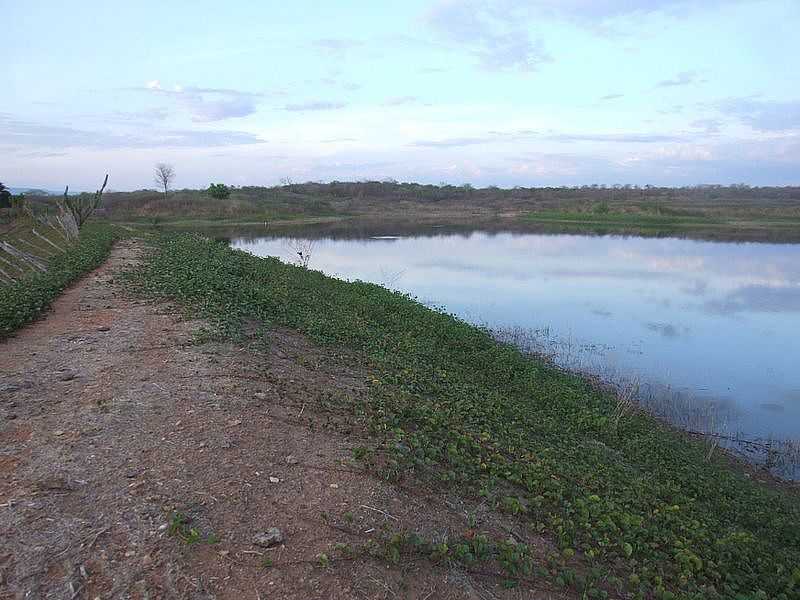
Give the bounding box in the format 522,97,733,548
230,228,800,472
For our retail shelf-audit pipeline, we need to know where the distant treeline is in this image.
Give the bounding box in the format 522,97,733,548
257,180,800,202
17,180,800,221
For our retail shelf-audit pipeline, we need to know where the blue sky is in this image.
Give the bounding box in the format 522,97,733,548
3,0,799,190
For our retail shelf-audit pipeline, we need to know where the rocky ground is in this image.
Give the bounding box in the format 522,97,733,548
0,240,570,600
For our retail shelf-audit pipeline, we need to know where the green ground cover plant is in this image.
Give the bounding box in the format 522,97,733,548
130,233,800,600
0,225,120,338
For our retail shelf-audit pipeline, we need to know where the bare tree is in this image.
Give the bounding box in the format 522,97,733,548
154,163,175,198
55,173,108,237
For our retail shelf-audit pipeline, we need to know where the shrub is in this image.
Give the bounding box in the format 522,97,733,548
207,183,231,200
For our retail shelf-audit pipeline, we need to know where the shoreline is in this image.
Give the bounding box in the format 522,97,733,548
103,212,800,244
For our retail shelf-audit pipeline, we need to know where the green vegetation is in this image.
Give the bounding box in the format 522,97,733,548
207,183,231,200
0,225,119,338
129,233,800,600
168,511,220,545
0,183,11,209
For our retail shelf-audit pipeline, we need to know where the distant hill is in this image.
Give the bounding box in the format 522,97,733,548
7,187,62,196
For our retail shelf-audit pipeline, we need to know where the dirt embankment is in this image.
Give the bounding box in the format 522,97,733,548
0,240,566,600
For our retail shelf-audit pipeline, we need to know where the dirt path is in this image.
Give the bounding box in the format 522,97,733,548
0,240,566,600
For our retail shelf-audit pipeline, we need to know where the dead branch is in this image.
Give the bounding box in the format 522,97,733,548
0,241,47,272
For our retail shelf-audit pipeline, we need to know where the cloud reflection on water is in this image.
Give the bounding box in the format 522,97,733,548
231,230,800,441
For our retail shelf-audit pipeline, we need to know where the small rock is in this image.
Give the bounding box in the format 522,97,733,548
269,477,280,483
97,326,111,332
142,554,154,567
285,455,299,465
7,414,17,420
54,430,65,436
158,523,168,532
0,383,20,393
253,528,284,548
124,550,135,558
227,419,242,427
329,484,339,489
254,392,268,401
58,373,76,382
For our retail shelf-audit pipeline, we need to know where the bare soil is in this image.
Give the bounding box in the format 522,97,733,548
0,240,572,600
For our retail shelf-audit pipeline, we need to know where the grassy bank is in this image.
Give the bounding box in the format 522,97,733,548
0,225,120,338
521,210,800,240
129,233,799,600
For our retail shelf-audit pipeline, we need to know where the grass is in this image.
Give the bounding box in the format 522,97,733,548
520,210,800,240
0,224,120,338
128,232,800,600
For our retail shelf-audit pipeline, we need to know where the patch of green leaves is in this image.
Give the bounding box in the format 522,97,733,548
168,511,219,545
0,225,120,338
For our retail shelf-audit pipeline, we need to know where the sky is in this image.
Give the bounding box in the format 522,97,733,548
3,0,800,190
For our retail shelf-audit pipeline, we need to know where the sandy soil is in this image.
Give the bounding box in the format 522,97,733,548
0,240,572,600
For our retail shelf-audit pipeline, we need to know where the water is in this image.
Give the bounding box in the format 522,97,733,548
230,227,800,472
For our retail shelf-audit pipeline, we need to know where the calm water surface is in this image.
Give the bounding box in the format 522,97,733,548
231,229,800,447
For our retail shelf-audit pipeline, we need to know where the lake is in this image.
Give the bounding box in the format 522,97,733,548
230,226,800,474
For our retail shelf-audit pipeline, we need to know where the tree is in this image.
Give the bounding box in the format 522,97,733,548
154,163,175,198
0,183,11,208
207,183,230,200
57,174,108,234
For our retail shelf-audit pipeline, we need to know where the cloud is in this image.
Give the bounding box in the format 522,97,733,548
411,129,685,148
656,70,706,88
547,132,686,143
689,118,722,134
141,82,261,122
10,150,67,159
384,96,421,106
317,76,361,91
600,93,624,101
644,321,688,338
717,97,800,132
313,38,363,57
704,285,800,315
108,108,171,123
498,0,740,22
425,0,551,72
411,137,492,148
284,101,347,112
0,114,263,149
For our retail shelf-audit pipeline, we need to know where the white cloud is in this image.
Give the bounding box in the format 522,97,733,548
656,71,707,88
425,0,551,72
494,0,743,22
141,83,263,122
717,97,800,132
284,101,347,112
0,113,264,149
